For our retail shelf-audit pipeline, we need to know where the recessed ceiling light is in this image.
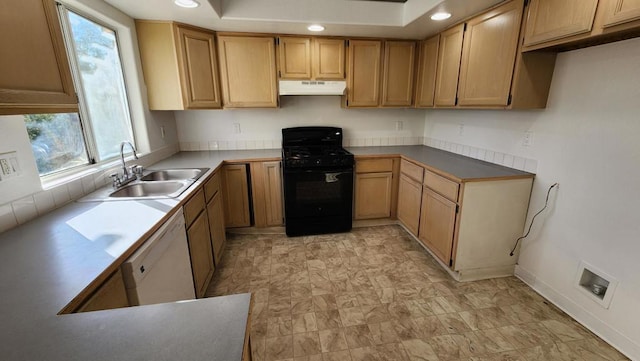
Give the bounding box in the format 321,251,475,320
430,12,452,21
307,24,325,32
174,0,200,8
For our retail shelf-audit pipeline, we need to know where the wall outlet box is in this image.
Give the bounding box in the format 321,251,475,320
0,151,21,181
523,131,534,146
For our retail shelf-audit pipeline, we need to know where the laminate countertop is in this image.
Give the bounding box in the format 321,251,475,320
0,146,528,360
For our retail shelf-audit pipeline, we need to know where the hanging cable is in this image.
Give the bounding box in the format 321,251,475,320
510,182,559,256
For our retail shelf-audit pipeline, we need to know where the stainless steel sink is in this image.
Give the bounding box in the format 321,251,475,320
109,181,189,198
140,168,207,182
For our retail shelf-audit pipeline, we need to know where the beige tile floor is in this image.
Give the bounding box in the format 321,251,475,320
205,225,629,361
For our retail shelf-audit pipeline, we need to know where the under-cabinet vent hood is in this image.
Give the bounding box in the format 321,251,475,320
279,80,346,96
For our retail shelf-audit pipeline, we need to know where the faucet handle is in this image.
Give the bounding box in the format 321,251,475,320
110,173,122,189
130,165,144,178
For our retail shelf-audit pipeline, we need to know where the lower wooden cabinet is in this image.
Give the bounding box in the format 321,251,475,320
418,188,458,266
222,164,251,227
397,174,423,235
207,191,227,266
185,190,215,298
354,157,398,220
251,161,284,227
76,269,129,313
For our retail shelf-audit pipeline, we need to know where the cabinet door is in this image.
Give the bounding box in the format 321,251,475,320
0,0,77,115
458,0,524,107
603,0,640,27
187,211,215,298
523,0,599,46
354,172,393,219
251,161,283,227
76,269,129,313
381,41,416,107
434,24,465,107
176,26,221,109
414,35,440,108
313,38,345,79
207,191,227,266
278,37,311,79
217,36,278,108
418,187,457,266
397,174,422,236
347,40,382,107
222,164,251,227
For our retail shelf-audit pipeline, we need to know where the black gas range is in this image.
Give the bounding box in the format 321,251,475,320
282,127,354,237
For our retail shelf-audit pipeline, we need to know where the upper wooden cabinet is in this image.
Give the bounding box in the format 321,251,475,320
523,0,599,47
522,0,640,51
136,21,221,110
0,0,77,115
414,35,439,108
434,24,465,107
313,38,346,79
217,35,278,108
278,37,345,80
381,41,416,107
278,37,312,79
347,40,382,107
458,0,524,106
603,0,640,27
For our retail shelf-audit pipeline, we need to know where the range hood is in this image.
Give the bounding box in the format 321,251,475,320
279,80,346,96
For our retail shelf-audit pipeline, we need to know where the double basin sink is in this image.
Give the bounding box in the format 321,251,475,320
82,168,209,201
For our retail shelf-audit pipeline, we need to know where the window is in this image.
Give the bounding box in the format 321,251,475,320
24,6,134,177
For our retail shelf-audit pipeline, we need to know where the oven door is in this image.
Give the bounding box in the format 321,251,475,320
283,167,353,220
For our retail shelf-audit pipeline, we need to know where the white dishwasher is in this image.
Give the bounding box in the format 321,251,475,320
121,208,196,305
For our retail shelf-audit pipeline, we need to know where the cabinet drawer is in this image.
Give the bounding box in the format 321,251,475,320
356,158,394,173
424,170,459,202
400,159,424,182
184,189,206,228
204,171,221,202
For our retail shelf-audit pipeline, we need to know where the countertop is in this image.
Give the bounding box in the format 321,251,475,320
0,145,529,360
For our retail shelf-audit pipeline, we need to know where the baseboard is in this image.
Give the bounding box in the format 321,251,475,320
514,264,639,360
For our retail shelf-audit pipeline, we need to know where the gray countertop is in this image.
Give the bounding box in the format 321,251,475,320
0,145,529,360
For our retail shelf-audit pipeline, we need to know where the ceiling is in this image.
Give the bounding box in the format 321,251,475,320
104,0,504,39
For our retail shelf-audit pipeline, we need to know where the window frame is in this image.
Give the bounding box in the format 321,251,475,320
35,3,137,183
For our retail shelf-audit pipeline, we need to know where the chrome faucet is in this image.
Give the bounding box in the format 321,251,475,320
110,141,140,189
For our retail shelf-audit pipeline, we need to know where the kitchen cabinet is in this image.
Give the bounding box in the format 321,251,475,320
414,35,439,108
277,37,345,80
76,269,129,313
346,39,382,107
418,187,457,265
434,24,465,107
205,171,226,266
135,21,221,110
397,160,424,235
250,161,284,227
381,41,416,107
313,38,346,79
217,35,278,108
278,37,312,79
457,0,524,106
222,164,252,227
603,0,640,27
522,0,640,52
185,189,215,298
0,0,77,115
523,0,599,47
354,158,398,220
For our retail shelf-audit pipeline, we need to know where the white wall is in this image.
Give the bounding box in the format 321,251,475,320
424,37,640,359
175,95,426,150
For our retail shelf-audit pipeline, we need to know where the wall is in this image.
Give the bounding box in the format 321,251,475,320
423,37,640,359
175,95,426,150
0,0,179,233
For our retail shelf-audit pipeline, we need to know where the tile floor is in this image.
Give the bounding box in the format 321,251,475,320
205,225,629,361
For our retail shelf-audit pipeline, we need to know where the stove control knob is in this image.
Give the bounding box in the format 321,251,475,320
316,159,321,165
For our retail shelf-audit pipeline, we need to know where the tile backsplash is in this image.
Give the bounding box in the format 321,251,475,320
0,145,177,234
178,136,426,151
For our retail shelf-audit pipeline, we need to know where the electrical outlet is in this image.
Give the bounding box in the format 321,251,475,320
233,123,241,134
0,152,20,181
458,124,464,136
395,121,403,131
523,131,534,146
